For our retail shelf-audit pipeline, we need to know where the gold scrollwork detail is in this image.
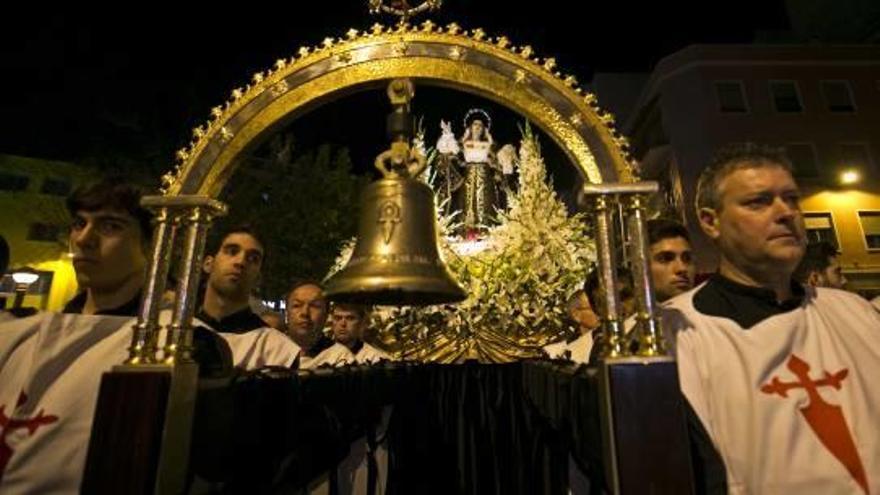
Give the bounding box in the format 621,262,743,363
270,80,290,98
392,42,409,56
219,127,234,143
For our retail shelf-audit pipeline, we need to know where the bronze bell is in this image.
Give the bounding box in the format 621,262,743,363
324,175,466,305
324,79,467,306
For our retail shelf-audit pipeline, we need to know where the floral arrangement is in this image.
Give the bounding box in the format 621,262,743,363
328,125,595,362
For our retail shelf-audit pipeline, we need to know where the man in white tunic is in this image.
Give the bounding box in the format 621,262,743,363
663,143,880,494
325,303,391,365
286,280,334,368
0,181,297,494
318,303,392,495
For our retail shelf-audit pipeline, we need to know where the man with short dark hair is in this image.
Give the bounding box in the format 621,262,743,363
285,279,334,366
197,225,269,333
793,241,847,289
195,226,301,368
62,178,151,316
646,218,695,302
328,303,390,364
663,143,880,493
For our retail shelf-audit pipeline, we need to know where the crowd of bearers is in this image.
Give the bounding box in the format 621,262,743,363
12,140,879,493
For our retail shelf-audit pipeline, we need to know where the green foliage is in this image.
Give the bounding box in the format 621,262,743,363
216,135,369,300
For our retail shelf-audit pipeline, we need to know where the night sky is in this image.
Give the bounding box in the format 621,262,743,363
0,1,789,184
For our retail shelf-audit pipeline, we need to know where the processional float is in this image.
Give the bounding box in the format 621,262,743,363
83,1,695,493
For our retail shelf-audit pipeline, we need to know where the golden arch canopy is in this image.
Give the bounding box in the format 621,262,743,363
160,22,637,198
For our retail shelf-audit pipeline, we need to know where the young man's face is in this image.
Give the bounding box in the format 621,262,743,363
331,306,365,347
69,209,147,292
203,232,263,301
286,284,327,341
814,255,847,289
700,164,806,279
650,236,695,302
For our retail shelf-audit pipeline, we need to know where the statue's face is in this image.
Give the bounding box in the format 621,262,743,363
469,119,485,139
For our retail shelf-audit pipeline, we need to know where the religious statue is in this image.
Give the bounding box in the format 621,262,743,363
459,109,497,235
432,109,518,236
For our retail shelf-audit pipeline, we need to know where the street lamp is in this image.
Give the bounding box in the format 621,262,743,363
11,267,39,309
839,169,861,186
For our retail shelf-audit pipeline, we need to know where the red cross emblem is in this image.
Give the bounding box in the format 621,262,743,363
0,391,59,484
761,354,869,494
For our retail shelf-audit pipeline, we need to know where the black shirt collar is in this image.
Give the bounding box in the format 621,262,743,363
62,290,141,317
302,334,334,357
348,339,364,355
196,306,267,334
693,273,805,329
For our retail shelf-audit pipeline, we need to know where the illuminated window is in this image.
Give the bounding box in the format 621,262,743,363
858,211,880,250
803,212,838,249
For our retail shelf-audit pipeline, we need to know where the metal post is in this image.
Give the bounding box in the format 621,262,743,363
591,194,626,359
163,204,220,364
625,193,665,357
126,207,177,365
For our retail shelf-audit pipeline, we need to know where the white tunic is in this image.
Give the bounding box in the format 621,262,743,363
663,286,880,494
566,333,595,365
352,342,392,364
307,342,393,369
0,311,300,495
305,342,356,368
543,340,570,360
219,328,300,369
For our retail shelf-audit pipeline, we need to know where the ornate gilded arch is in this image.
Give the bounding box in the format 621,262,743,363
160,22,637,197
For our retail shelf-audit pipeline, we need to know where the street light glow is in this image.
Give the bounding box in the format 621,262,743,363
12,270,39,285
840,169,860,185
